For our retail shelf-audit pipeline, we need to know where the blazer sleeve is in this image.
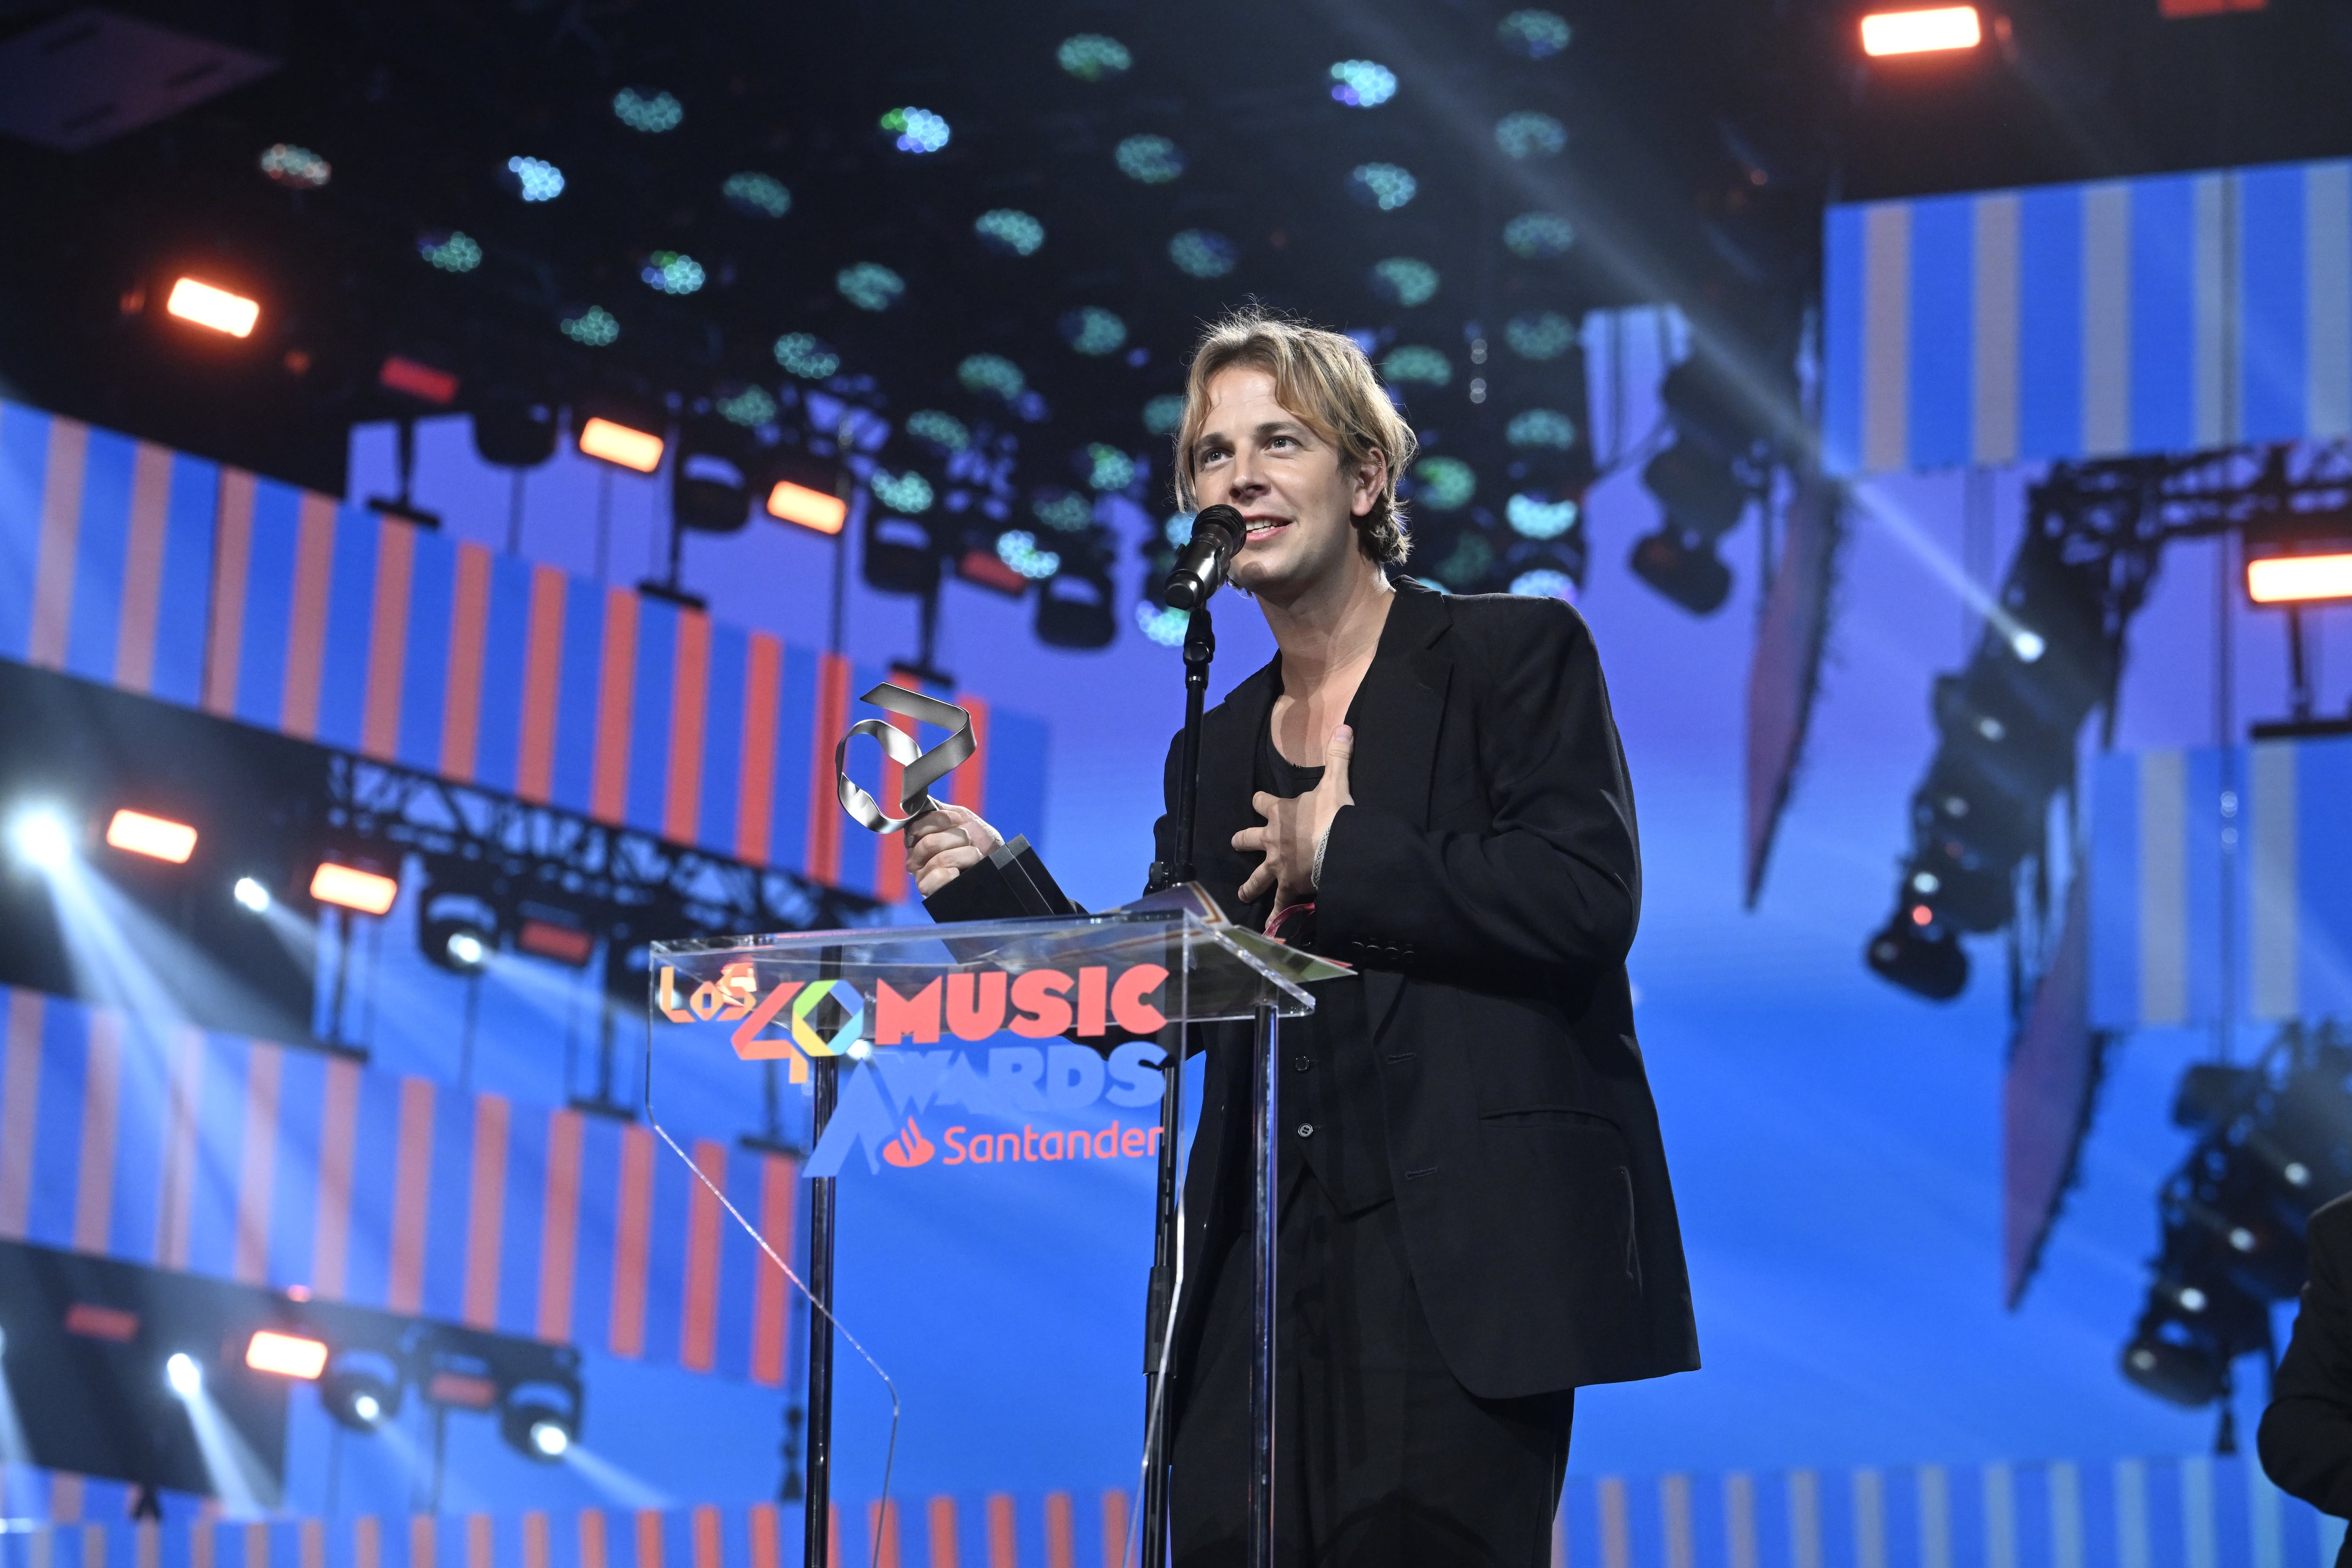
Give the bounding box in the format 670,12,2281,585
1315,598,1639,979
2261,1209,2352,1517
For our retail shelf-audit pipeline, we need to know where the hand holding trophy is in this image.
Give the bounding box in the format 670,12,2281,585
835,683,1077,921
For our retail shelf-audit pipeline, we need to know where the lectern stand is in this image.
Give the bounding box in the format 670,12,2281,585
649,905,1345,1568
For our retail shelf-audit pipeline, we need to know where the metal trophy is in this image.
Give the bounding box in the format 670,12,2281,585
835,683,1076,921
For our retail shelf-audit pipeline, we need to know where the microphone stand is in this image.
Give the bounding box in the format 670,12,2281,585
1141,598,1213,1568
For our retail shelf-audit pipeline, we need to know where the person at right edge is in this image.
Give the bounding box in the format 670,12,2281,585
2261,1191,2352,1562
906,308,1699,1566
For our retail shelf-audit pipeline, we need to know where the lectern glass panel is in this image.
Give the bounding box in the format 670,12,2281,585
643,910,1321,1541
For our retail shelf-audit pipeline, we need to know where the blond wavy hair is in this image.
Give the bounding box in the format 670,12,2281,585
1172,307,1417,564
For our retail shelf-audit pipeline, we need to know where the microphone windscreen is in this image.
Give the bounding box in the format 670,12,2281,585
1191,503,1244,541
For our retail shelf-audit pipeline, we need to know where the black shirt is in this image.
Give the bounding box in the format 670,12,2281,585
1255,709,1391,1214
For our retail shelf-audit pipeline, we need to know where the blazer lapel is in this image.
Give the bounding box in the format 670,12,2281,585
1342,581,1452,1035
1191,653,1280,919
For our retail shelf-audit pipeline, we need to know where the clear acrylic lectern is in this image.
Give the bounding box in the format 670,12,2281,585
648,901,1347,1568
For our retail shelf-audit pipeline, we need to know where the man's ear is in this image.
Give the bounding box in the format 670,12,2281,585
1350,449,1387,518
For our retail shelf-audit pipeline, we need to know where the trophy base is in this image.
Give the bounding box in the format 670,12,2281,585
922,834,1081,923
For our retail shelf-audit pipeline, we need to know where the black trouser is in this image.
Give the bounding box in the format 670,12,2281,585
1169,1167,1573,1568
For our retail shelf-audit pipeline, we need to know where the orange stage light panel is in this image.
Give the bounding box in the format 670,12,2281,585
106,809,198,864
245,1330,329,1380
165,278,261,338
310,862,398,915
578,417,665,472
767,479,848,534
1860,5,1983,55
2247,552,2352,606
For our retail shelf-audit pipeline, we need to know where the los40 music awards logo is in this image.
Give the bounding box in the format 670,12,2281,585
658,958,1173,1179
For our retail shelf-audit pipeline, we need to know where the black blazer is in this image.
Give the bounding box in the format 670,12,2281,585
1152,577,1700,1397
2262,1193,2352,1555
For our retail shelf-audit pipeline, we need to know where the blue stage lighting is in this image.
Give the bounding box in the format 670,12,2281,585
1413,456,1475,509
560,306,618,346
1511,567,1577,599
774,334,840,378
1497,10,1572,57
1507,494,1581,539
612,88,683,132
7,807,70,870
996,530,1062,580
233,877,271,913
1431,532,1495,589
507,156,565,201
1505,311,1578,359
836,264,904,312
1507,408,1579,449
1058,34,1132,80
418,231,482,273
959,354,1025,401
1381,346,1452,387
1060,307,1127,356
1165,512,1195,545
1083,445,1136,491
871,470,934,514
1329,61,1397,107
975,210,1045,256
722,173,790,218
1117,135,1185,184
1505,212,1576,259
1137,603,1191,646
1031,489,1092,533
715,385,779,428
882,107,950,154
641,251,704,294
1369,258,1439,307
1143,395,1185,436
906,410,969,452
1350,163,1418,210
1168,230,1236,278
1494,112,1567,159
258,143,329,189
166,1353,202,1397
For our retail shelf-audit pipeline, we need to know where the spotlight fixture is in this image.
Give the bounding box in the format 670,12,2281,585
862,514,943,597
470,396,557,468
165,1352,203,1397
1863,908,1968,1001
105,809,197,864
319,1348,404,1433
420,886,501,976
244,1330,328,1380
164,278,260,338
233,876,272,913
8,807,72,870
577,416,665,473
1860,5,1984,56
499,1382,582,1464
2246,550,2352,606
1036,560,1117,650
673,434,754,533
310,862,398,916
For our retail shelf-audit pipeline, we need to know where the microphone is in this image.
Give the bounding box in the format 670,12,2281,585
1163,503,1245,610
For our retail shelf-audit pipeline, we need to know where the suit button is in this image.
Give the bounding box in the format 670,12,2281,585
1296,1123,1315,1138
1293,1057,1312,1072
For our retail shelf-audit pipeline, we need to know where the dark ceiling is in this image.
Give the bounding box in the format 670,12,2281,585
0,0,2344,589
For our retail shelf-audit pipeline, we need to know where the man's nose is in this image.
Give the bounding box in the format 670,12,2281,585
1226,446,1266,494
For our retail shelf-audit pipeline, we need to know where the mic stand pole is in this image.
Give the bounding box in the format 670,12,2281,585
1141,600,1214,1568
803,948,843,1568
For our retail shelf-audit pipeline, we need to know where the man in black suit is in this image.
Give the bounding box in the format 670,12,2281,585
2262,1192,2352,1553
910,309,1698,1566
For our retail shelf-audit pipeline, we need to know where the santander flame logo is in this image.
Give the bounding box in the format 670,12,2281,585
881,1116,936,1168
